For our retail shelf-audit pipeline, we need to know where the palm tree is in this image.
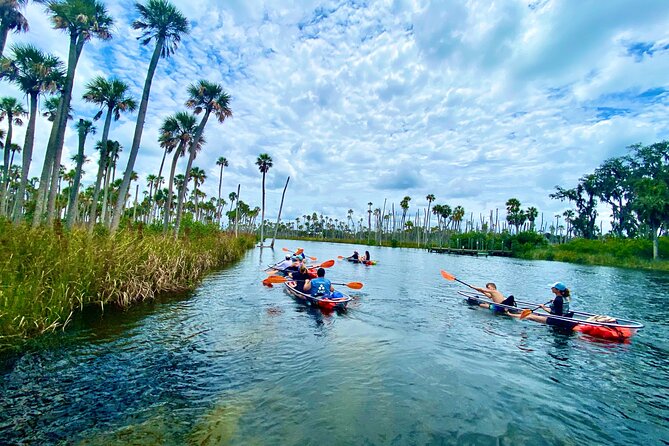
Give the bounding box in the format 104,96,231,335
173,80,232,236
526,206,538,232
159,111,202,232
41,94,73,122
452,205,465,233
82,76,136,229
111,0,189,232
0,96,25,209
34,0,113,226
0,44,64,222
255,153,273,245
0,0,29,57
425,193,435,244
101,140,121,225
216,156,227,225
189,166,205,221
66,119,95,228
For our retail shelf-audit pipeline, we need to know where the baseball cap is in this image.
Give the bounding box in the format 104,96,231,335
549,282,567,291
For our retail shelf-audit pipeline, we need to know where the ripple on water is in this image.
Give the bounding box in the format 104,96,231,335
1,241,668,445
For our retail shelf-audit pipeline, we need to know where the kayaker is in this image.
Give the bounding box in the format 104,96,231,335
470,283,517,314
304,267,334,297
284,256,301,274
273,255,292,271
289,264,311,292
359,250,371,263
348,251,359,261
523,282,575,327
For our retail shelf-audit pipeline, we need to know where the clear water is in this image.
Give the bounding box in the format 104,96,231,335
1,239,668,445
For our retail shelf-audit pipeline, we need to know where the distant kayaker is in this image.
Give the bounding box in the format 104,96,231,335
523,282,575,327
470,283,517,314
348,251,359,261
359,250,371,263
289,264,311,292
304,267,333,297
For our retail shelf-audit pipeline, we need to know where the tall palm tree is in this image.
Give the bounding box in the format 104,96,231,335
159,111,202,232
0,44,64,222
255,153,273,245
425,193,435,243
111,0,189,232
0,0,29,57
173,80,231,236
526,206,538,232
189,166,205,221
216,156,227,226
0,96,25,208
82,76,137,229
34,0,113,226
66,119,95,228
101,139,121,225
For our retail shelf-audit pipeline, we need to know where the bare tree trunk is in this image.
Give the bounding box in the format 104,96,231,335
12,93,38,223
270,176,289,248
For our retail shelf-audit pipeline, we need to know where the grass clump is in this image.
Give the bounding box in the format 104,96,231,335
0,219,254,351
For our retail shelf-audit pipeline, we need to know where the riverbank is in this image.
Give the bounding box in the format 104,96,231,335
0,220,255,353
278,234,669,272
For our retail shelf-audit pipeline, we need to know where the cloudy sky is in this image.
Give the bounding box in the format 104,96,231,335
3,0,669,229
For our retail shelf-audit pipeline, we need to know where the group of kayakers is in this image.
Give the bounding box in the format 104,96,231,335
269,250,335,298
347,250,371,263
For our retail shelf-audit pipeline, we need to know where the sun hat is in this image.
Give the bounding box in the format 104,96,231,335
549,282,567,291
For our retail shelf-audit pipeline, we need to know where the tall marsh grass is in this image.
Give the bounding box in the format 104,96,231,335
0,219,255,351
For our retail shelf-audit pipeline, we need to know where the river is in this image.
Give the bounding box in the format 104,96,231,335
1,239,668,445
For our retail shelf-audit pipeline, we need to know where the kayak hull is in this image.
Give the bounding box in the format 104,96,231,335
284,281,351,311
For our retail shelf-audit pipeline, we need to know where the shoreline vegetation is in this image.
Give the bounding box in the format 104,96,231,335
0,219,255,353
281,232,669,272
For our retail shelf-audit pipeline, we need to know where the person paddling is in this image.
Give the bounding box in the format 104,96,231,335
304,267,333,297
470,282,517,314
347,251,359,261
289,264,311,292
522,282,575,328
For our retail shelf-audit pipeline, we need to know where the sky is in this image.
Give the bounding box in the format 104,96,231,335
2,0,669,231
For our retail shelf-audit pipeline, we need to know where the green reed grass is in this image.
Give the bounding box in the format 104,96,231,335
0,219,255,352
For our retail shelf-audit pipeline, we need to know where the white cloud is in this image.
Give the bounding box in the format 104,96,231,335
1,0,668,231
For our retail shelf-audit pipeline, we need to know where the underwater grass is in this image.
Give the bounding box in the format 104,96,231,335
0,219,255,352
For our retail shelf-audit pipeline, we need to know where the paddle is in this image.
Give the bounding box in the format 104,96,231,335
314,259,335,268
519,300,553,319
282,247,317,261
440,270,478,290
263,275,363,289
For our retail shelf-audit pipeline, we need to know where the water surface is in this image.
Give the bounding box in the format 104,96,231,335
1,240,668,445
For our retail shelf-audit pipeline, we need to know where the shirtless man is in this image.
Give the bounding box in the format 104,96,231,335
469,283,517,315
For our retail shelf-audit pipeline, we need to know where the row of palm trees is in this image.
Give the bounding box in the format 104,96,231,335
0,0,250,235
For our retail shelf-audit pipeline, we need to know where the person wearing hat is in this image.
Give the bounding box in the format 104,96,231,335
523,282,575,327
284,256,301,274
347,251,359,261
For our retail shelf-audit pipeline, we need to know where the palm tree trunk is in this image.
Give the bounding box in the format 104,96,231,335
0,112,13,216
259,171,266,245
153,149,167,223
174,108,211,237
66,126,87,229
163,142,183,233
46,36,85,225
12,93,37,223
234,184,240,237
88,106,113,231
270,176,289,248
111,37,164,232
217,165,223,227
0,26,10,57
100,155,113,226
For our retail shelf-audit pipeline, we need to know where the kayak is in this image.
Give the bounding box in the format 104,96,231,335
284,281,352,311
458,291,644,342
345,258,376,265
